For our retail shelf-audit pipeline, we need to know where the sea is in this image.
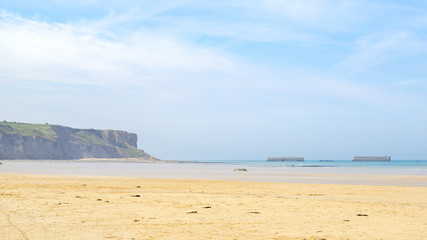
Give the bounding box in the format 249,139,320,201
1,160,426,186
198,159,427,170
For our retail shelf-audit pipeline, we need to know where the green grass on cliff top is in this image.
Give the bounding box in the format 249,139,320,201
0,122,57,140
0,122,142,157
76,131,143,157
75,130,111,146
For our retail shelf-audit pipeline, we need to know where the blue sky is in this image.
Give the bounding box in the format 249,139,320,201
1,0,427,160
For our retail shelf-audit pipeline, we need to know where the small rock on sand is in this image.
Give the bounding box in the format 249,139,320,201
233,168,248,172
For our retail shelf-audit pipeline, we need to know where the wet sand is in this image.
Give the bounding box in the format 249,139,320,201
1,161,426,186
0,174,426,239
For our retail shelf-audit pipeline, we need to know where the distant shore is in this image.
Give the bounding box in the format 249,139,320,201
75,157,184,163
0,158,185,163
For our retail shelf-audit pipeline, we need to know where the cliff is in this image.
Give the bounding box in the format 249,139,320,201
0,122,156,160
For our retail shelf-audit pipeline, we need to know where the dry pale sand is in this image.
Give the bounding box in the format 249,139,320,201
0,174,426,240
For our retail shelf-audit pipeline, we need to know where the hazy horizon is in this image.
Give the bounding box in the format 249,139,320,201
1,1,427,160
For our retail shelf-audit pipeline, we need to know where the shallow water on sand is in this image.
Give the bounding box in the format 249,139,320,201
1,160,426,186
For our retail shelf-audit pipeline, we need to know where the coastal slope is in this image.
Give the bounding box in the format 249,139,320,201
0,122,155,160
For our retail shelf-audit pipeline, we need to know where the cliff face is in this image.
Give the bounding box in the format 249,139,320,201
0,122,155,160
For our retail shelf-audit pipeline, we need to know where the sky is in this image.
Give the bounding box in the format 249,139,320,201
1,0,427,160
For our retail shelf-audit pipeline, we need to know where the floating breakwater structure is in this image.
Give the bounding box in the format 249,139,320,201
353,156,391,162
267,157,304,162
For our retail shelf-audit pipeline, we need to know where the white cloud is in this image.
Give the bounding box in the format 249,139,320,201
154,17,321,43
0,8,421,114
259,0,373,29
339,31,426,74
0,11,236,86
394,79,423,86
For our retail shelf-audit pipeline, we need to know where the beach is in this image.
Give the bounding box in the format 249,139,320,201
1,161,426,186
0,173,426,240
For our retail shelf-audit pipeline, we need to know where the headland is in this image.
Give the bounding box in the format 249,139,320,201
0,121,155,160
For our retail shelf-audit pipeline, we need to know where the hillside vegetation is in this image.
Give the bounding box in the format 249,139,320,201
0,122,155,160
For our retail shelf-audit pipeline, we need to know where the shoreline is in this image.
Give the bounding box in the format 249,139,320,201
1,160,426,186
0,158,186,163
0,173,425,239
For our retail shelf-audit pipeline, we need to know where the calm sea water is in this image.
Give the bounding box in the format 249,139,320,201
197,159,427,169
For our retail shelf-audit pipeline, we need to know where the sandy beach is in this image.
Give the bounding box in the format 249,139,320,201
0,174,426,240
